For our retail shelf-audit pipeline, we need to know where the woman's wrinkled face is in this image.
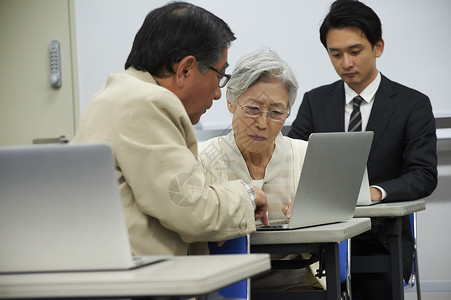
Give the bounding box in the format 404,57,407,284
229,79,289,154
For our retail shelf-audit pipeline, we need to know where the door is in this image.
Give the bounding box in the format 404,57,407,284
0,0,77,146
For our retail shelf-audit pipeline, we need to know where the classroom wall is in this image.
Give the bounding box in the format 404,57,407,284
413,140,451,297
74,0,451,130
72,0,451,295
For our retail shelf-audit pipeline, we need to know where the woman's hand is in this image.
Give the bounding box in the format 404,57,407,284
281,197,294,218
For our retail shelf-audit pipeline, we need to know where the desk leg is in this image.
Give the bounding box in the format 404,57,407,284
386,217,404,300
351,216,405,300
323,243,340,300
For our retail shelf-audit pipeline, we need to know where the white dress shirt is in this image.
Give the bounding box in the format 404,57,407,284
344,72,381,131
344,72,387,200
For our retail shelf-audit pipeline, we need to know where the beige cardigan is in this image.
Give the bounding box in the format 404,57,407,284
199,131,308,220
72,68,256,256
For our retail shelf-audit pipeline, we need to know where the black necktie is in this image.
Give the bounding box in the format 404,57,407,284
348,95,363,132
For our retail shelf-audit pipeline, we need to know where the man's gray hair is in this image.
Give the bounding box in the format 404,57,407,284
227,49,298,111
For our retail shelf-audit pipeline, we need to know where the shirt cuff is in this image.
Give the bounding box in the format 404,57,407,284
238,180,256,209
370,185,387,200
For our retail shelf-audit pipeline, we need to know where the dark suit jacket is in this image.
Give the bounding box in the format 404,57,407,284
288,74,438,281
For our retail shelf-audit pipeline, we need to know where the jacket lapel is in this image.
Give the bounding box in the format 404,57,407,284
366,74,397,152
325,82,346,131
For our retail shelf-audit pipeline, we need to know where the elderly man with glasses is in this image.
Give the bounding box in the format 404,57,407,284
72,2,269,257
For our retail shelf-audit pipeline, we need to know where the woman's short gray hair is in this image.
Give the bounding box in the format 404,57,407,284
227,49,298,111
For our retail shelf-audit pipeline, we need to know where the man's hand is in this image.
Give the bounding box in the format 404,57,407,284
253,187,269,226
370,187,382,202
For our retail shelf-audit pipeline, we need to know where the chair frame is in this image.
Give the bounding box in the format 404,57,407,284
404,212,421,300
340,239,352,300
346,238,352,299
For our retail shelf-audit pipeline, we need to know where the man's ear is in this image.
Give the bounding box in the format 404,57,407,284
175,55,197,89
374,38,384,58
226,89,235,113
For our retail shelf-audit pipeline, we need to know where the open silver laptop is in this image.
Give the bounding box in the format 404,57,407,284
0,143,167,273
257,131,373,230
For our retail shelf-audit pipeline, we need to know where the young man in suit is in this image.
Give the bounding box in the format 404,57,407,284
288,0,437,299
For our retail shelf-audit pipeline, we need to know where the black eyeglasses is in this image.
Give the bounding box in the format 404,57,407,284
209,66,231,88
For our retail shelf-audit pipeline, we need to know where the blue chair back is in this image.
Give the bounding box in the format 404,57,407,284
339,240,348,283
208,236,248,299
409,213,415,238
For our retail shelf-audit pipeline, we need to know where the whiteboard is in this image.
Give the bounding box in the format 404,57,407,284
74,0,451,130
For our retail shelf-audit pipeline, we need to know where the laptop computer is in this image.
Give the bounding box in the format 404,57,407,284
257,131,373,230
0,143,167,273
356,168,381,206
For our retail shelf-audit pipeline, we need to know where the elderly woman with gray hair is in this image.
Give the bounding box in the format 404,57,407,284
198,49,325,291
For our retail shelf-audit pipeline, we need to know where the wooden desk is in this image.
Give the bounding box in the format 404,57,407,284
0,254,270,299
353,200,426,300
250,218,371,300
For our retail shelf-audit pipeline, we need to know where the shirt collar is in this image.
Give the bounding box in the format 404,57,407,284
344,72,381,104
